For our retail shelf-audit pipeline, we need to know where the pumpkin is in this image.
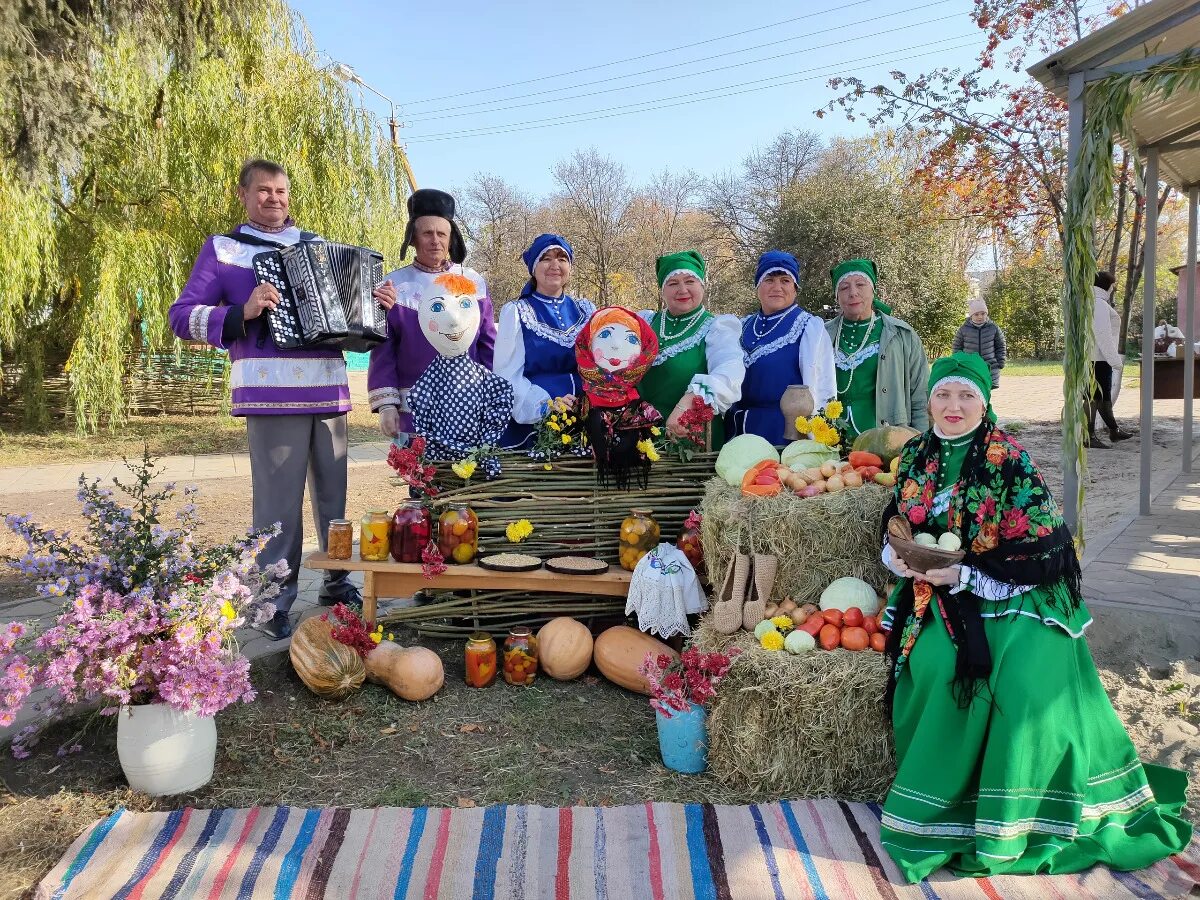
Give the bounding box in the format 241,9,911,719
365,640,444,701
819,576,881,616
740,459,784,497
536,617,594,680
593,626,678,694
289,617,366,700
852,425,920,465
715,434,778,486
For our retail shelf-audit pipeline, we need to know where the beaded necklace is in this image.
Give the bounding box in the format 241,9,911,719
751,304,794,340
834,313,878,395
657,305,706,342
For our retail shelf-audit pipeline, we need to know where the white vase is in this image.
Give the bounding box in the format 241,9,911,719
116,703,217,796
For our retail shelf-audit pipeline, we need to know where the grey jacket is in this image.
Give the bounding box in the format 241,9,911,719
952,319,1007,386
826,313,930,431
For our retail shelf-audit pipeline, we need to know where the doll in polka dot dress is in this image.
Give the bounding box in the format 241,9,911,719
408,272,513,479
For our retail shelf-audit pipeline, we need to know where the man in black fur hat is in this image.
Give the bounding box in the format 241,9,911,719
368,188,496,442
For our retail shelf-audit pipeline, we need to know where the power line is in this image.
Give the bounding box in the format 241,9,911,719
405,0,958,121
406,5,960,124
400,0,904,107
404,36,980,143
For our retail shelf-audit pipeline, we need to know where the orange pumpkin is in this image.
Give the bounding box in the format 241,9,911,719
593,626,678,694
365,640,444,701
289,617,366,700
740,459,784,497
536,617,594,681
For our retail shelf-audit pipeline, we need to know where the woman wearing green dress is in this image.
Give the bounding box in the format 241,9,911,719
825,258,928,438
637,250,744,450
878,352,1191,882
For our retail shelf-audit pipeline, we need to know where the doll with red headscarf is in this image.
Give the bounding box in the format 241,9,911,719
574,306,664,489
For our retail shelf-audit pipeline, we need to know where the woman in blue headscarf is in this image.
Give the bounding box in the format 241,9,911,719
725,251,836,445
494,233,596,449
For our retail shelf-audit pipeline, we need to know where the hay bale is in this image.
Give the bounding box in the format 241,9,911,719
700,478,890,605
692,619,895,801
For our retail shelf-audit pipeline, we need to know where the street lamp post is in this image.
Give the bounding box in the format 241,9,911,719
330,62,417,192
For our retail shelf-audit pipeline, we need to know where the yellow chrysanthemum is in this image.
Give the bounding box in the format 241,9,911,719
548,421,561,432
650,426,662,436
769,615,794,631
825,400,844,419
561,434,572,444
636,439,660,462
760,629,785,651
220,600,236,621
543,463,553,471
505,519,535,542
370,631,382,644
451,460,477,480
793,416,810,434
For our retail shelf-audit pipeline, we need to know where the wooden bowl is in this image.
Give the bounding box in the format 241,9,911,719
887,516,965,574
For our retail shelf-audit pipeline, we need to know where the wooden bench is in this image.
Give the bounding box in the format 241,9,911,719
304,550,631,624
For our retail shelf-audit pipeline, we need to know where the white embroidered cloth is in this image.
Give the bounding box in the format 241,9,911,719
624,543,707,639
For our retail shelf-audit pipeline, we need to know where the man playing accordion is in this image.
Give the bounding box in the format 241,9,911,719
168,158,397,639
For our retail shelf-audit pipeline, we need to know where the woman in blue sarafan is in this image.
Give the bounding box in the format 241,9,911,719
494,233,596,449
725,251,836,445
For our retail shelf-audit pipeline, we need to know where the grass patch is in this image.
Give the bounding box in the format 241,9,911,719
1003,358,1064,377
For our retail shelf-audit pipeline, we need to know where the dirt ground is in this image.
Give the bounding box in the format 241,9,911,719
0,374,1197,897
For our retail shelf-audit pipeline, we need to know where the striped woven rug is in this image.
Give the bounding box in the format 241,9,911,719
36,801,1200,899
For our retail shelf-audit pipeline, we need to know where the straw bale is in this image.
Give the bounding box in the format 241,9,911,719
692,619,895,801
700,478,890,605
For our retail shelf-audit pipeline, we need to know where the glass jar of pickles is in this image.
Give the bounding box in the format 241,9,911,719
618,508,660,571
438,504,479,564
359,510,391,561
676,521,704,578
465,632,497,688
502,626,538,686
391,501,432,563
327,519,353,561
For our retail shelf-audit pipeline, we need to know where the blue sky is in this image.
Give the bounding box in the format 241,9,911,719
288,0,1017,196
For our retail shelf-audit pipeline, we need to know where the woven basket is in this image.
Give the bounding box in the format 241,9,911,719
886,516,964,574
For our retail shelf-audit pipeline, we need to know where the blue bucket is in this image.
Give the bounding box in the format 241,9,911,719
656,702,708,774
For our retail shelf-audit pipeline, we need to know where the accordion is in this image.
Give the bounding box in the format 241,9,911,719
251,241,387,352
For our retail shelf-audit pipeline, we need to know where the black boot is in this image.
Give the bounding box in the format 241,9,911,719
1109,427,1135,441
1086,432,1110,449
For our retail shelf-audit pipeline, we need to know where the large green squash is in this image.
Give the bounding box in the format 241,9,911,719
852,425,920,465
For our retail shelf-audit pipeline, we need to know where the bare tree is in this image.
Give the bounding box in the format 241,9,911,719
702,130,823,253
551,149,635,306
457,173,542,305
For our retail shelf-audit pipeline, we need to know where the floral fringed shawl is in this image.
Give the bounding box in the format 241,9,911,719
882,424,1084,709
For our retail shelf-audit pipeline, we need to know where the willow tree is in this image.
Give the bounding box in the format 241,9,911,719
0,2,409,430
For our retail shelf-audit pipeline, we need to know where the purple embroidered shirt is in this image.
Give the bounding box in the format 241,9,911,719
168,224,352,417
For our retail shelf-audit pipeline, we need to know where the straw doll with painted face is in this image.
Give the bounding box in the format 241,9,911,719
408,272,514,479
574,307,663,489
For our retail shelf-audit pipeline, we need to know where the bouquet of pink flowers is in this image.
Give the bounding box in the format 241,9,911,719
1,452,285,758
638,646,739,718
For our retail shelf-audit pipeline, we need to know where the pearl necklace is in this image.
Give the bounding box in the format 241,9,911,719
835,314,878,396
659,305,706,341
751,305,794,340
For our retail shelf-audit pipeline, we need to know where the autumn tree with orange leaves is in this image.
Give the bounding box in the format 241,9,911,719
821,1,1165,350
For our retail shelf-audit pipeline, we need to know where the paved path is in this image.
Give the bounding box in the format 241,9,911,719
1082,465,1200,620
0,442,393,496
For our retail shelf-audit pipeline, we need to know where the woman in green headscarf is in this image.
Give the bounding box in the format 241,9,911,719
637,250,744,450
876,352,1191,883
825,258,929,438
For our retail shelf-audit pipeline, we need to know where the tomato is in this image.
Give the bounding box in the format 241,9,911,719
862,615,879,635
840,626,869,651
821,608,844,628
800,613,825,636
818,624,842,651
870,632,887,652
842,607,864,628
